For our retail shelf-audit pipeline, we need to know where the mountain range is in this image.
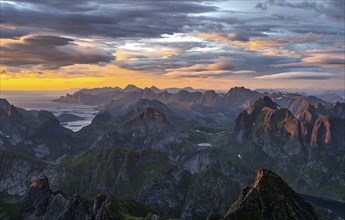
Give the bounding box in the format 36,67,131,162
1,85,344,219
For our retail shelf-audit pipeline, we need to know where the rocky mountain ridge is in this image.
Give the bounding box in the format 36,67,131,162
1,91,344,219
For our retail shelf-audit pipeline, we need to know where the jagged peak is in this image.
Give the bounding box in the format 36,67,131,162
124,84,139,89
225,168,318,220
252,168,282,188
29,174,50,191
248,96,280,115
226,86,254,95
123,84,142,92
150,86,161,93
295,103,320,123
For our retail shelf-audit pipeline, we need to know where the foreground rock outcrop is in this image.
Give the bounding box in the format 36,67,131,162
18,175,159,220
224,169,318,220
16,169,322,220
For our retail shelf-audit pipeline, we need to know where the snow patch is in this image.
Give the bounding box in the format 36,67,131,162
0,130,9,138
197,143,212,147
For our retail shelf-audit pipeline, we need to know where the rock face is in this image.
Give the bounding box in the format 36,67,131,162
0,150,51,196
121,107,188,151
233,96,303,157
58,194,90,220
0,99,26,144
311,116,345,153
19,175,52,216
18,174,158,220
196,90,219,107
224,169,318,220
295,103,320,124
326,102,345,119
0,99,80,159
19,175,69,220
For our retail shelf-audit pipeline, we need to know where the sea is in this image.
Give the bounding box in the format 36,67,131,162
0,90,98,132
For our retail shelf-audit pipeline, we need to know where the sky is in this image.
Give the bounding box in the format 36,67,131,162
0,0,344,91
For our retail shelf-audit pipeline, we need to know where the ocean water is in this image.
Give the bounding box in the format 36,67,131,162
0,90,98,132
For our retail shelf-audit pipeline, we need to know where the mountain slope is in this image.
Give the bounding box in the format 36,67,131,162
121,107,187,150
0,99,81,159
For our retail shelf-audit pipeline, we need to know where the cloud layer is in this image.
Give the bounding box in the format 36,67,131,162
0,0,344,89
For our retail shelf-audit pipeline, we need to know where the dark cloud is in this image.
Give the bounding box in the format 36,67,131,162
256,0,344,21
0,35,113,69
0,1,219,39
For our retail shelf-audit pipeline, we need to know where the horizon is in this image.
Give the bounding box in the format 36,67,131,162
1,84,344,105
1,84,345,93
1,0,344,91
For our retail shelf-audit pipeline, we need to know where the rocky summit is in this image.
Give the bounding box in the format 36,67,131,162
224,169,318,220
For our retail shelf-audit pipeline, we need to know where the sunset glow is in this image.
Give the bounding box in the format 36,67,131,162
0,0,344,91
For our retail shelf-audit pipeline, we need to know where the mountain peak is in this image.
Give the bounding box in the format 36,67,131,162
29,174,50,191
252,168,282,188
248,96,280,115
197,90,219,106
150,86,161,93
224,168,318,220
226,86,253,95
124,84,141,92
122,107,187,149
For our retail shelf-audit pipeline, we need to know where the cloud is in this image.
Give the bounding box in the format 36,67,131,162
164,58,257,79
0,35,113,69
0,0,219,39
275,49,345,68
168,58,235,72
166,69,256,79
256,71,336,80
256,0,344,20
